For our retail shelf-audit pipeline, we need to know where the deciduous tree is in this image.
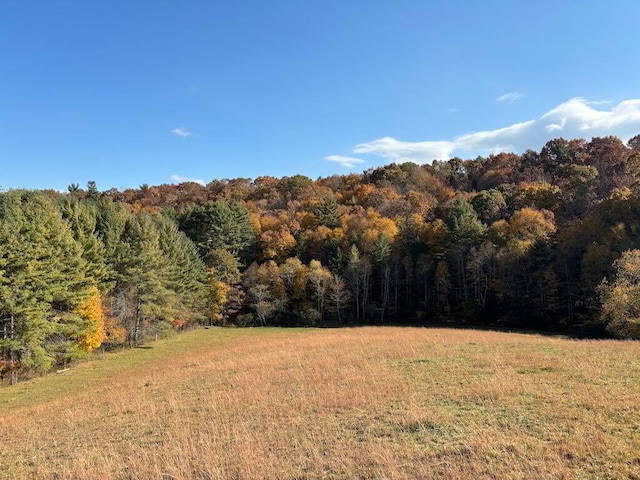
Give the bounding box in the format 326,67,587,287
599,249,640,339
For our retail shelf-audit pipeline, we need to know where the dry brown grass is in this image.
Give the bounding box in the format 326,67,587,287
1,326,639,479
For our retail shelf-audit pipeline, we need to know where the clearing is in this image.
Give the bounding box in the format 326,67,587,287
1,326,639,479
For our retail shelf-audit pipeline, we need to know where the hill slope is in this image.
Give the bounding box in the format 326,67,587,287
1,327,639,479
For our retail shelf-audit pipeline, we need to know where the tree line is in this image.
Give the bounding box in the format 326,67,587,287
2,134,640,383
0,192,205,384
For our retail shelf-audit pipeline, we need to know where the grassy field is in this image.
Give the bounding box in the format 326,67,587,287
1,326,639,479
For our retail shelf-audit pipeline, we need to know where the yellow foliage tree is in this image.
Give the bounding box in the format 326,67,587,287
308,260,332,316
599,249,640,339
345,208,398,254
303,225,344,260
517,181,561,211
73,286,106,352
507,208,556,251
206,268,230,325
258,227,297,262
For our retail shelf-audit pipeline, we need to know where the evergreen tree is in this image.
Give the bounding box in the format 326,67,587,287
94,196,131,284
113,214,173,346
448,196,487,246
86,181,99,201
59,196,110,289
315,196,342,228
180,200,255,263
154,213,207,326
0,191,92,380
447,196,487,309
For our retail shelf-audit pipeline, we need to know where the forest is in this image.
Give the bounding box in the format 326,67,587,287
2,134,640,384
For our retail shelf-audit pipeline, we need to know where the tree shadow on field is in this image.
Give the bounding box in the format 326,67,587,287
333,317,610,340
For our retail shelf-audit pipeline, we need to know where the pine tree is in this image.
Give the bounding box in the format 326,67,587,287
86,181,99,201
94,197,131,284
315,196,342,228
180,200,255,263
0,191,92,380
113,214,173,346
59,197,110,289
154,213,207,326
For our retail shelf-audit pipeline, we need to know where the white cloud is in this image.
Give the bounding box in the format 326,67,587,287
171,174,205,186
545,117,566,133
171,127,192,138
497,91,524,102
325,155,365,168
540,98,640,132
353,137,456,164
346,97,640,165
454,120,535,154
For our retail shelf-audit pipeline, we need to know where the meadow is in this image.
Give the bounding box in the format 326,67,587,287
1,326,639,479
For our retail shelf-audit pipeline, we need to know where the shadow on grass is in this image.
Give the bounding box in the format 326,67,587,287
241,313,607,340
333,317,610,340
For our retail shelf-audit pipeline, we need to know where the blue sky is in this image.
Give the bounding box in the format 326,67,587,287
1,1,640,191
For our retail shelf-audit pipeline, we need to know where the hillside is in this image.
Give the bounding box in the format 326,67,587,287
1,327,639,479
3,134,640,383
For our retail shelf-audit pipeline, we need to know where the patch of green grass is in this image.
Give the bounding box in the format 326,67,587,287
403,419,452,437
403,357,436,365
516,365,559,374
0,327,272,409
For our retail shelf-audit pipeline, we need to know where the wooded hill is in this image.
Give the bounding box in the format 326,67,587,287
2,134,640,382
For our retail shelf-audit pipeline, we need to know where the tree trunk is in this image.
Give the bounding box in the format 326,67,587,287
133,299,141,347
9,314,17,385
380,265,390,323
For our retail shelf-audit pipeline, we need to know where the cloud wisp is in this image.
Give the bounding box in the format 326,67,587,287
343,97,640,165
171,174,205,185
325,155,365,168
497,91,524,102
171,127,192,138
